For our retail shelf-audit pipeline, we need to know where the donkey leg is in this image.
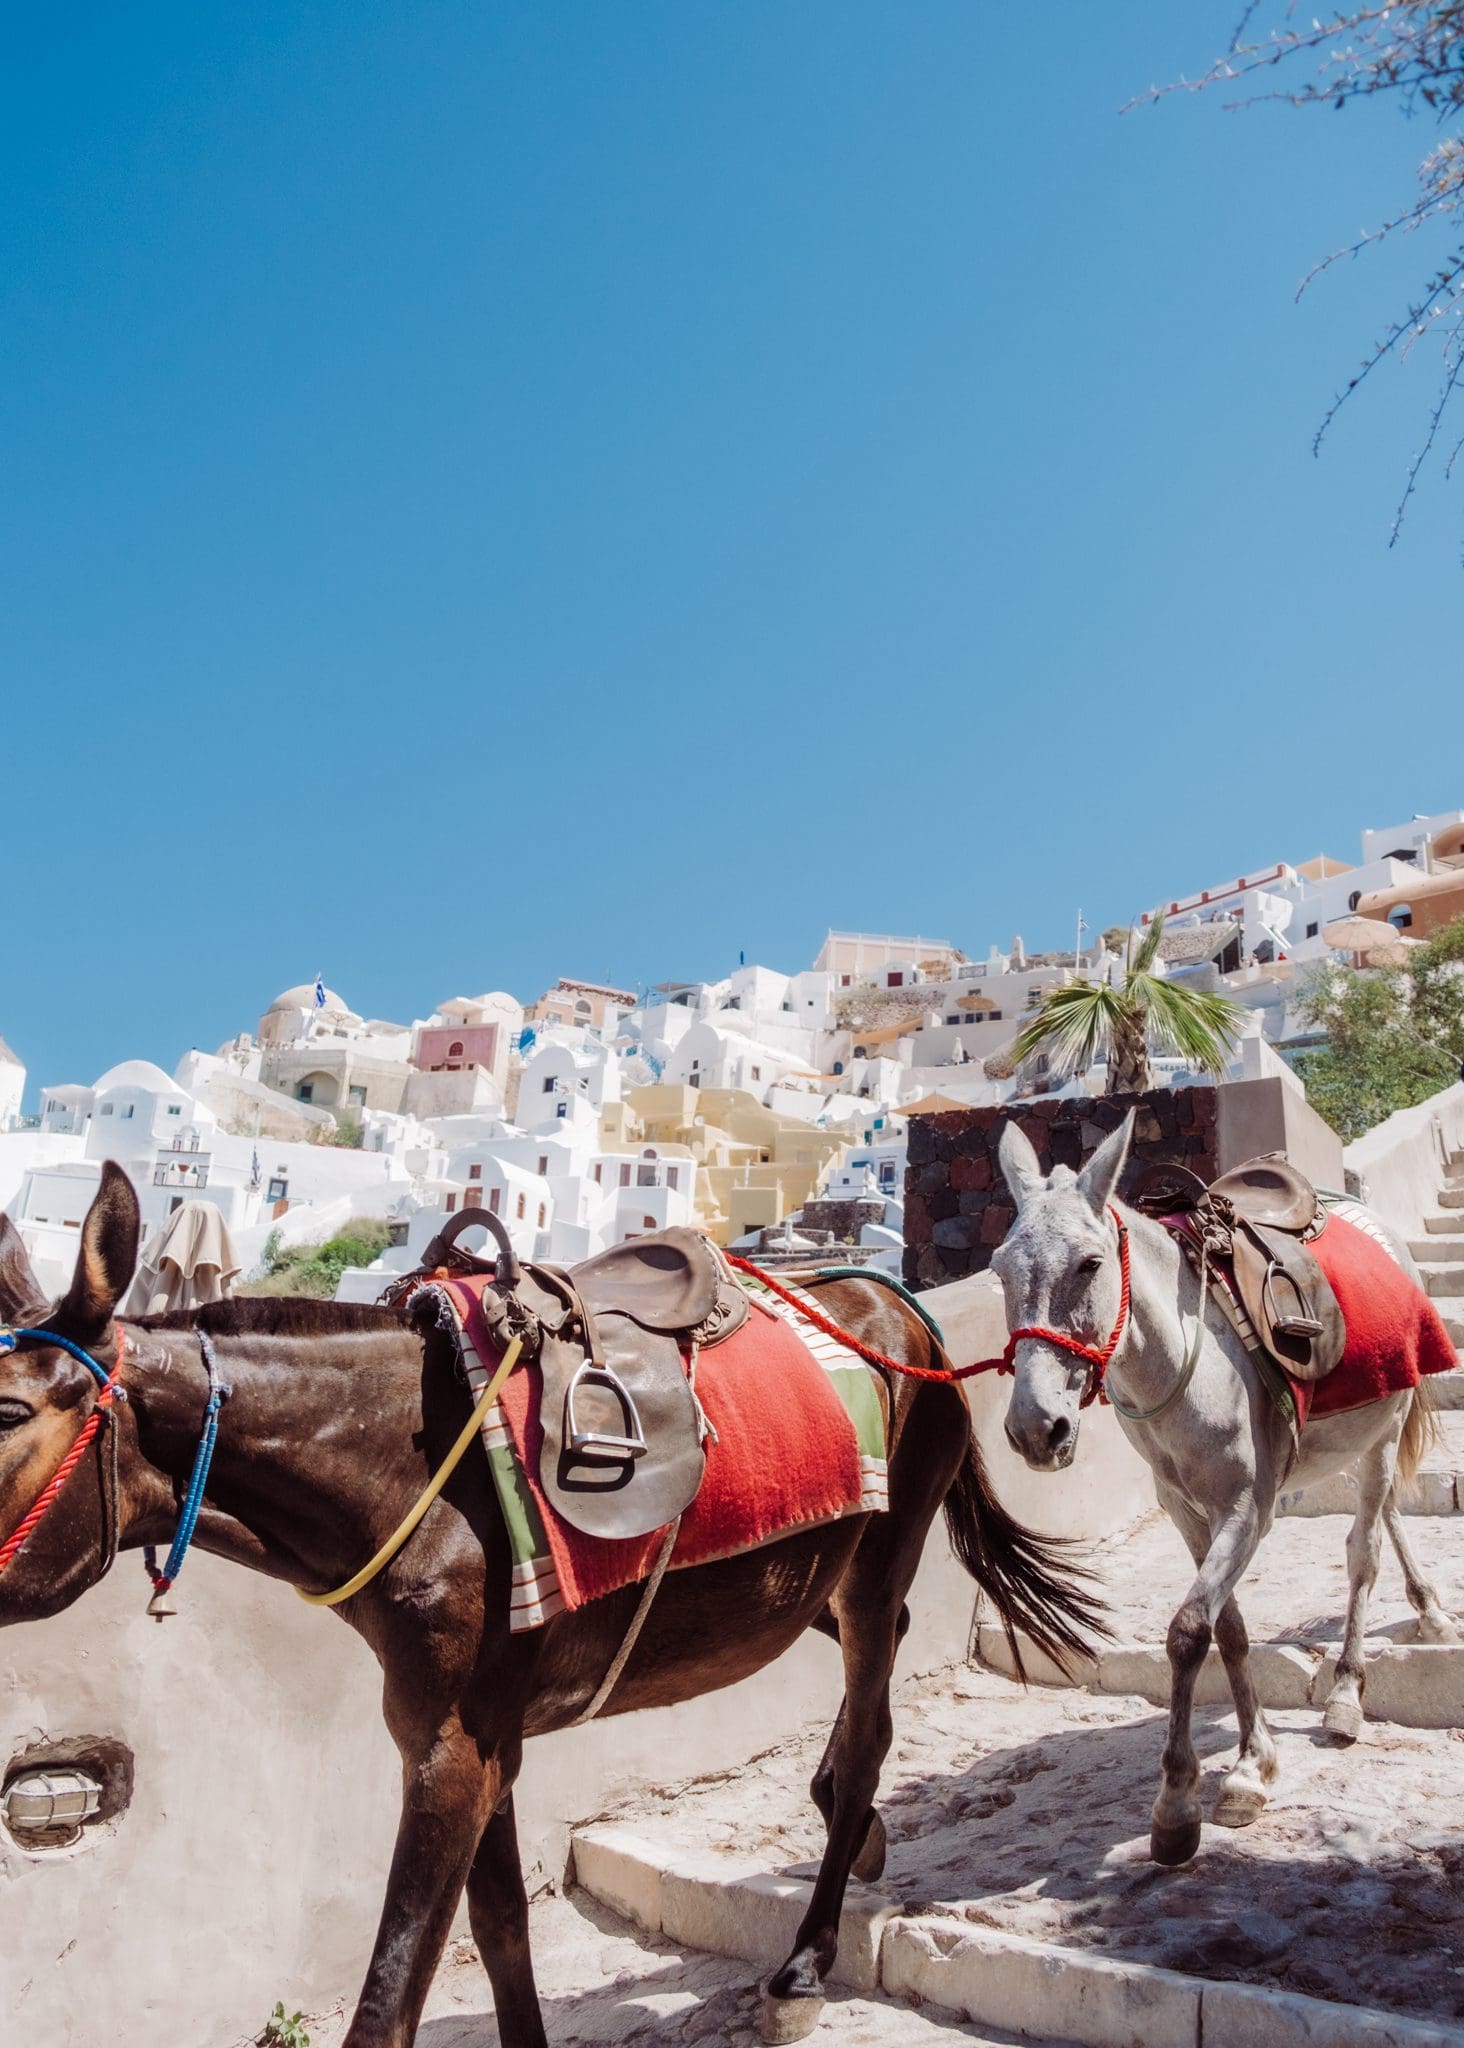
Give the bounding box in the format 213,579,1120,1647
343,1716,497,2048
809,1605,909,1885
1323,1438,1397,1743
1385,1497,1460,1643
764,1607,899,2043
1151,1505,1261,1866
466,1785,548,2048
1211,1597,1279,1828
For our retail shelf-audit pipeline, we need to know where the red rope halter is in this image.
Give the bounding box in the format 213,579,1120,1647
979,1209,1131,1407
728,1217,1130,1402
0,1332,126,1579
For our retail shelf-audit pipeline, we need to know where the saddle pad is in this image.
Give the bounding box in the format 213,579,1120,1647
429,1276,888,1632
1300,1209,1458,1424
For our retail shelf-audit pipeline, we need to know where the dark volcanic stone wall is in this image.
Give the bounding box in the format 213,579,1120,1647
902,1087,1220,1289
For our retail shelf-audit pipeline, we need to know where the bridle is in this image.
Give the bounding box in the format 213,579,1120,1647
993,1207,1133,1409
0,1323,228,1615
0,1326,128,1582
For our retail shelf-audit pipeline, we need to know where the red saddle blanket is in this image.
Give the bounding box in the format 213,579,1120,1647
1294,1210,1457,1426
439,1274,888,1623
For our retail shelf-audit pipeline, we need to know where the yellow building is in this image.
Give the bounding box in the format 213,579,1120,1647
620,1084,850,1244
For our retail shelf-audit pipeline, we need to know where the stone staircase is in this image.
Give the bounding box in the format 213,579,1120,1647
1410,1148,1464,1367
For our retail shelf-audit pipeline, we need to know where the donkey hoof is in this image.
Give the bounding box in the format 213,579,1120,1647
1150,1816,1202,1866
1418,1614,1460,1646
852,1808,887,1884
1213,1780,1267,1829
1322,1696,1363,1744
760,1991,826,2044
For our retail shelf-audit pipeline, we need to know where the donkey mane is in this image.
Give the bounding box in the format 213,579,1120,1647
132,1296,409,1338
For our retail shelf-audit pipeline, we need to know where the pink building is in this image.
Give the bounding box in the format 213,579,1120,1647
414,1022,500,1075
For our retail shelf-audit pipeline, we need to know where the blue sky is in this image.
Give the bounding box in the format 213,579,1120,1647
4,3,1460,1094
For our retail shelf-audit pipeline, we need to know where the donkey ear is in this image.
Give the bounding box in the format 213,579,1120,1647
998,1120,1046,1208
45,1163,140,1348
0,1212,46,1324
1076,1114,1134,1217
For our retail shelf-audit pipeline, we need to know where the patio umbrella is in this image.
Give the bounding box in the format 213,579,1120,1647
1320,916,1421,968
123,1200,241,1315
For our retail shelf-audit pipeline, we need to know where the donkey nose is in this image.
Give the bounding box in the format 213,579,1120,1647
1045,1414,1073,1462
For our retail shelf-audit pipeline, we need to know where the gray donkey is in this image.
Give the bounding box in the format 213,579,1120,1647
993,1112,1454,1866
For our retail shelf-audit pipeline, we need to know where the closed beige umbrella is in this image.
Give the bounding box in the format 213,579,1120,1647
123,1201,240,1315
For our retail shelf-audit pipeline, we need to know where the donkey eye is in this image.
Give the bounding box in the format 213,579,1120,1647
1077,1255,1103,1276
0,1398,33,1429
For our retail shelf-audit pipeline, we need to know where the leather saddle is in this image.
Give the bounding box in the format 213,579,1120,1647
417,1210,749,1539
1127,1153,1345,1384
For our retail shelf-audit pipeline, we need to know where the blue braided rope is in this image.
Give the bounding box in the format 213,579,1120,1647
149,1331,229,1594
3,1327,113,1389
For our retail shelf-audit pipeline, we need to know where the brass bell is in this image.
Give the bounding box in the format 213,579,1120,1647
146,1585,178,1621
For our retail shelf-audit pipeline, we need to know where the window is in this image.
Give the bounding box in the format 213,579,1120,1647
489,1186,501,1215
462,1187,482,1208
542,1077,556,1093
537,1204,547,1228
555,1101,567,1119
750,1066,761,1082
1028,988,1041,1007
122,1104,134,1118
516,1193,526,1220
887,972,904,988
840,974,851,987
468,1163,481,1179
666,1166,679,1191
267,1177,288,1202
100,1103,114,1117
167,1104,182,1117
643,1215,657,1230
946,1016,959,1026
1305,922,1319,940
537,1157,548,1175
297,1083,313,1102
989,1010,1002,1023
446,1192,457,1213
348,1085,367,1106
619,1163,632,1188
592,1162,603,1184
636,1163,657,1187
1348,891,1362,912
448,1041,464,1058
832,1061,843,1076
1389,903,1414,931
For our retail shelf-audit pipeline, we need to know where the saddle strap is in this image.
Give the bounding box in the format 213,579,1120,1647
569,1513,681,1727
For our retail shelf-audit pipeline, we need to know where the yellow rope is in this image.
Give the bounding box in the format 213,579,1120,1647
297,1335,523,1609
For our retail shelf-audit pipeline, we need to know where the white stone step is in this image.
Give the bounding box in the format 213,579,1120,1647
979,1507,1464,1727
1440,1188,1464,1210
1425,1265,1464,1297
1425,1213,1464,1235
1423,1361,1464,1405
1410,1238,1464,1260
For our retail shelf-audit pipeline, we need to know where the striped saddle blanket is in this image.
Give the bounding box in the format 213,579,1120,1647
430,1270,889,1632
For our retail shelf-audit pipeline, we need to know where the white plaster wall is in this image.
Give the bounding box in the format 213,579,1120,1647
1345,1081,1464,1243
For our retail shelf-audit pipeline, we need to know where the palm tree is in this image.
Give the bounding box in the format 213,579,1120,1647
1009,915,1246,1096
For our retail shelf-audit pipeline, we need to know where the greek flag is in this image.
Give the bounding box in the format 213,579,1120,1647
313,975,327,1010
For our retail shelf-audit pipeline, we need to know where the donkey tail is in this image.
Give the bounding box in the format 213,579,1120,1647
942,1433,1110,1682
1398,1377,1442,1492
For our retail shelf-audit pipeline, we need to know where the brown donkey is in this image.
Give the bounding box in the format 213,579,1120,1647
0,1166,1101,2047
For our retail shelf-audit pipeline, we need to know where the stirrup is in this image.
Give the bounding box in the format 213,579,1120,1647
564,1359,648,1462
1262,1261,1324,1340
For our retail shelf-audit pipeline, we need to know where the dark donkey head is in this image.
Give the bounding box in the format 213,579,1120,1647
0,1162,140,1620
